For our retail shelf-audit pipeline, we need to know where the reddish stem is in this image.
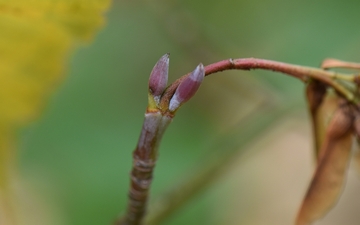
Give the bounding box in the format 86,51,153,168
160,58,355,110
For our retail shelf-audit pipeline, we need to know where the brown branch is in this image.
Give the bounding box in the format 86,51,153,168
119,57,358,225
116,111,172,225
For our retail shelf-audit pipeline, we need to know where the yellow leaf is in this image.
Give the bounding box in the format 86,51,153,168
0,0,111,127
0,1,111,224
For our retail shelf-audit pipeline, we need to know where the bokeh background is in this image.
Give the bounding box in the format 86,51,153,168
8,0,360,225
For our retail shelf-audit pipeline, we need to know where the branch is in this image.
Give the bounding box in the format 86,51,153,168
322,58,360,70
118,56,359,225
160,58,357,110
145,102,294,225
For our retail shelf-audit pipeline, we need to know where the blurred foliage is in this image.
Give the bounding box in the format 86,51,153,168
6,0,360,225
0,0,110,224
0,0,110,127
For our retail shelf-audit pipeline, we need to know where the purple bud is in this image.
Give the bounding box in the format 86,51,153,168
149,54,170,100
169,63,205,111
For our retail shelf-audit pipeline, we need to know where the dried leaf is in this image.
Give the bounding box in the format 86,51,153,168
305,80,326,158
310,89,342,161
296,104,354,225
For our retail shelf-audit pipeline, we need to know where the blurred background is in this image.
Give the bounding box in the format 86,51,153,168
4,0,360,224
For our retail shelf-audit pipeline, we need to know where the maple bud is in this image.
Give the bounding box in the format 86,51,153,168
169,63,205,112
148,54,169,102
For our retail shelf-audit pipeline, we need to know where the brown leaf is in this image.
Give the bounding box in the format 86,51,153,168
296,104,354,225
305,80,326,158
309,89,342,161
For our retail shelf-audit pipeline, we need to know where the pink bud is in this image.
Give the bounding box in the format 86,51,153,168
169,63,205,111
149,54,169,99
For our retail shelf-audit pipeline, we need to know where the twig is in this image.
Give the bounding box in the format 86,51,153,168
119,57,358,225
160,58,357,110
117,111,172,225
117,56,205,225
322,58,360,70
116,55,173,225
145,101,295,225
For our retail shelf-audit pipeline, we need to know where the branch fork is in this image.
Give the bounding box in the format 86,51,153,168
118,55,360,225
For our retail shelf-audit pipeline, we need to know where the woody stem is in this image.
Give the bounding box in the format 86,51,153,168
116,111,172,225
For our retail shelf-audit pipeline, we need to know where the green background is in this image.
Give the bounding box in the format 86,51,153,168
19,1,360,225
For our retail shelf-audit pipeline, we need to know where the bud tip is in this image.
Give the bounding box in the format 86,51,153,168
169,63,205,112
149,53,170,99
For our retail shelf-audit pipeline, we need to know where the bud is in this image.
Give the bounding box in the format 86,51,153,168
169,63,205,112
148,54,170,102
